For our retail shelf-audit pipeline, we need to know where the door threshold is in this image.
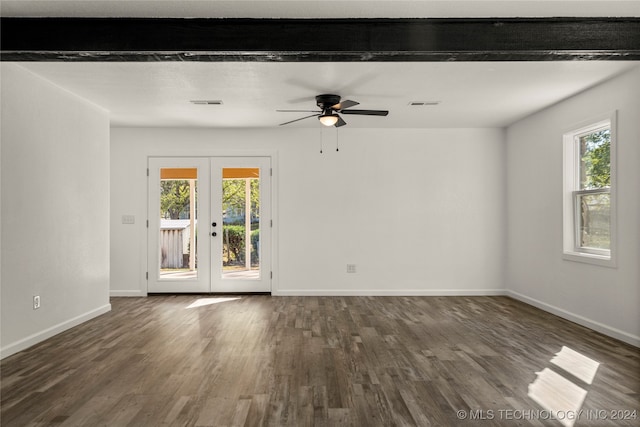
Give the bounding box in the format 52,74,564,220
147,292,272,296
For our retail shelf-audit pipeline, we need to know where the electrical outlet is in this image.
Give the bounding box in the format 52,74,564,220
33,295,41,310
347,264,357,273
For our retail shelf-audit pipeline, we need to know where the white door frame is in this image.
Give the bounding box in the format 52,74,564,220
147,154,275,294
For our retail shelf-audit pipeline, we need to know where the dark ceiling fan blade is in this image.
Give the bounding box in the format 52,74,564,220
335,115,347,127
276,109,320,113
333,100,359,110
279,113,320,126
340,109,389,116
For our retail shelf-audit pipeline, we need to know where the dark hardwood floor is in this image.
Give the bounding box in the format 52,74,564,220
1,296,638,426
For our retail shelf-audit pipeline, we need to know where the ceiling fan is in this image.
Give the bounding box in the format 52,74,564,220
277,94,389,127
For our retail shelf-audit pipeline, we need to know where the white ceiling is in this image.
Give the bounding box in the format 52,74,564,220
15,61,638,128
3,1,639,129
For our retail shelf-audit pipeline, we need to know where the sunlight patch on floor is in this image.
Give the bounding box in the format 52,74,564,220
527,346,601,427
551,346,600,384
186,297,241,309
528,368,587,427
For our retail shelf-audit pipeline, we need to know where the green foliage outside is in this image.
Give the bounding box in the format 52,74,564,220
222,179,260,222
160,178,259,221
160,177,260,268
578,128,611,250
580,129,610,189
161,180,193,219
222,178,259,267
223,225,260,266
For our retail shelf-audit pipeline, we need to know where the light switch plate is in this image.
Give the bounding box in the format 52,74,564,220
122,215,135,224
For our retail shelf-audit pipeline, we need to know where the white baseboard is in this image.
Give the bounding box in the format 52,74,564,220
0,303,112,360
507,290,639,348
273,289,508,297
110,290,147,297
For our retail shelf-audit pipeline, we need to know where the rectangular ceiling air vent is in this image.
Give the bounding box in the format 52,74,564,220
409,101,440,106
190,100,223,105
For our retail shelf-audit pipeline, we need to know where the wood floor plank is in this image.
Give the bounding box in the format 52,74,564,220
1,295,638,426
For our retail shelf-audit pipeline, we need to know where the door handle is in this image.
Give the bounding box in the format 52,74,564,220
211,232,217,237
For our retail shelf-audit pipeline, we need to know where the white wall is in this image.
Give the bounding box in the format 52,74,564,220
110,127,506,296
506,66,640,346
1,64,111,359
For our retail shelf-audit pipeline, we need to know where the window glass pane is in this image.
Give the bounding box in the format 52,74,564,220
578,192,610,250
159,168,198,280
579,128,610,190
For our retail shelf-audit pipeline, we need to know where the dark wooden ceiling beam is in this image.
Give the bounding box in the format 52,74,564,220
2,17,639,61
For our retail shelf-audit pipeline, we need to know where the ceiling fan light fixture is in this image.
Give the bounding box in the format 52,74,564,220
319,113,339,127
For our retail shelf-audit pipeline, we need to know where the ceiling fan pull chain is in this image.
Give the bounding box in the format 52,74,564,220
336,129,340,152
319,126,323,154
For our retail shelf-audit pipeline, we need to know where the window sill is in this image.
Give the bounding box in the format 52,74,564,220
563,251,616,268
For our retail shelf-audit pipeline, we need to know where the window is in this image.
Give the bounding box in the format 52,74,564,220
563,112,616,266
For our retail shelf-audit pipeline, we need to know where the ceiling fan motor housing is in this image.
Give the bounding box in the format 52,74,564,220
316,94,342,110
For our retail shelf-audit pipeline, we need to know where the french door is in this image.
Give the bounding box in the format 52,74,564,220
148,157,271,293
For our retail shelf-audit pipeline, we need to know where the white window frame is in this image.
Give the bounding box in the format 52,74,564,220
562,111,617,267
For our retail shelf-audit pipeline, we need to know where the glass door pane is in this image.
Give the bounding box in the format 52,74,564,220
221,168,260,279
159,168,198,280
